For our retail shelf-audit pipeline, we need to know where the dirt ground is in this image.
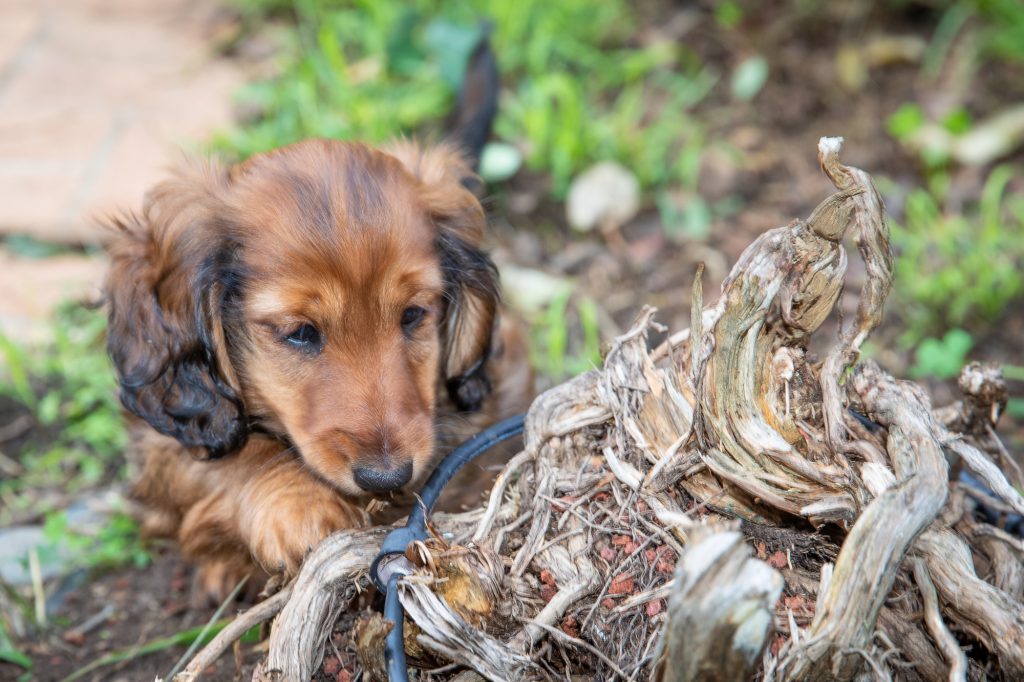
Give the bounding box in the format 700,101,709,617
3,1,1023,680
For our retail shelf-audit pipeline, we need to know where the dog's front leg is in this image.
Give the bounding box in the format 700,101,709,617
234,458,368,576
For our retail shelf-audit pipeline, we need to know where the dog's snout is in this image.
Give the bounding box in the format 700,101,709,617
352,461,413,493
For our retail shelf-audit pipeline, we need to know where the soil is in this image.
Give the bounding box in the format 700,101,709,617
4,1,1023,680
0,549,267,682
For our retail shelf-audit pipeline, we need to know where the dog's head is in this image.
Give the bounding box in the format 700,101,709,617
105,140,498,497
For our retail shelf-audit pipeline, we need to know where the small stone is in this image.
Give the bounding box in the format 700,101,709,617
566,161,640,232
323,656,340,675
645,599,663,617
539,569,557,586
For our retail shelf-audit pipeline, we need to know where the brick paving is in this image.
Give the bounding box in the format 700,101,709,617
0,0,244,339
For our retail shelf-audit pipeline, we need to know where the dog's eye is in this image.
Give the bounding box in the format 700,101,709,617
401,306,428,334
284,324,322,352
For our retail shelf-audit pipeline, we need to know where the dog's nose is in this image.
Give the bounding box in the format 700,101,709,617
352,461,413,493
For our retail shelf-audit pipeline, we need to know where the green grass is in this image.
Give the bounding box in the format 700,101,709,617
528,289,602,383
0,304,127,525
889,165,1024,351
882,0,1024,377
218,0,712,197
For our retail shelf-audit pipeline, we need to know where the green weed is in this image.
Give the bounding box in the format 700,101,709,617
0,619,31,676
528,289,602,382
219,0,712,198
40,510,149,572
60,617,261,682
889,165,1024,348
0,304,126,524
909,328,974,380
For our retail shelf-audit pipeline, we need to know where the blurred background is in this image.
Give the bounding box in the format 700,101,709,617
1,0,1022,678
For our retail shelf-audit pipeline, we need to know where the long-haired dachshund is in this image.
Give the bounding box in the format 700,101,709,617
103,37,531,597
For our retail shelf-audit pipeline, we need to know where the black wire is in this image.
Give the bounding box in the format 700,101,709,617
373,412,526,682
384,573,408,682
371,413,526,593
408,412,526,532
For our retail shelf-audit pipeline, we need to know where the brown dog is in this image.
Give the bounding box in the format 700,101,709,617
103,44,531,596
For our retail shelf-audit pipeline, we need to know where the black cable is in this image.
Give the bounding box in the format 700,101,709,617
371,412,526,682
408,412,526,534
384,573,408,681
370,412,525,593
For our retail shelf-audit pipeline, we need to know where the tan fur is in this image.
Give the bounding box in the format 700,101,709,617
106,139,532,599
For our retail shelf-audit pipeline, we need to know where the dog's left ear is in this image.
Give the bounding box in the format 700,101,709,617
385,141,499,412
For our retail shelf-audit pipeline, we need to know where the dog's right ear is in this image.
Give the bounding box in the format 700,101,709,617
104,161,248,459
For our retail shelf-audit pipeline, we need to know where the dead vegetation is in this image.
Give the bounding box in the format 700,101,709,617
173,139,1023,681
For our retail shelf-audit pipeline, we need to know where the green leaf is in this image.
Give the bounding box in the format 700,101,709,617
423,19,481,91
1008,398,1024,418
715,1,744,28
941,107,973,135
2,235,71,259
910,329,973,379
37,391,61,425
730,56,768,101
0,620,32,671
887,103,926,140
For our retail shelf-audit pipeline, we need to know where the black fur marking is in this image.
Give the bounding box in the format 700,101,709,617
107,235,250,459
447,23,500,187
436,230,499,412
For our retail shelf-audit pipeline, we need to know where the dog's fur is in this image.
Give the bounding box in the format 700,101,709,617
104,77,531,595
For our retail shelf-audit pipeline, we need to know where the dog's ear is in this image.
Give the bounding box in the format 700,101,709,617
385,141,499,412
104,161,248,458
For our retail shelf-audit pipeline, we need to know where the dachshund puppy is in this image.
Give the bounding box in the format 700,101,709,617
104,44,530,596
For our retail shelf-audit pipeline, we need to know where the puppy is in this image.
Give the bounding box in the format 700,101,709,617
103,43,530,596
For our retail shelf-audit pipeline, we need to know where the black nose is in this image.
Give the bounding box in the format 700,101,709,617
352,461,413,493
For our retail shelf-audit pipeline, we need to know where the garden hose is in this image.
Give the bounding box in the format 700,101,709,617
370,413,526,681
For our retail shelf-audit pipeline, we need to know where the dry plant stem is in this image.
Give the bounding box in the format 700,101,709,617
816,136,893,453
255,529,386,681
473,449,534,541
911,558,967,682
916,530,1024,677
513,506,601,649
654,529,783,682
529,622,629,680
400,579,532,679
174,586,291,682
944,438,1024,515
776,365,949,681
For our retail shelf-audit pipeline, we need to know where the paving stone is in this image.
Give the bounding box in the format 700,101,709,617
0,8,42,79
0,0,244,245
0,248,108,341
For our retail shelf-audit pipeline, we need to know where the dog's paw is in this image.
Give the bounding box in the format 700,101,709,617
191,558,263,608
243,483,364,576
